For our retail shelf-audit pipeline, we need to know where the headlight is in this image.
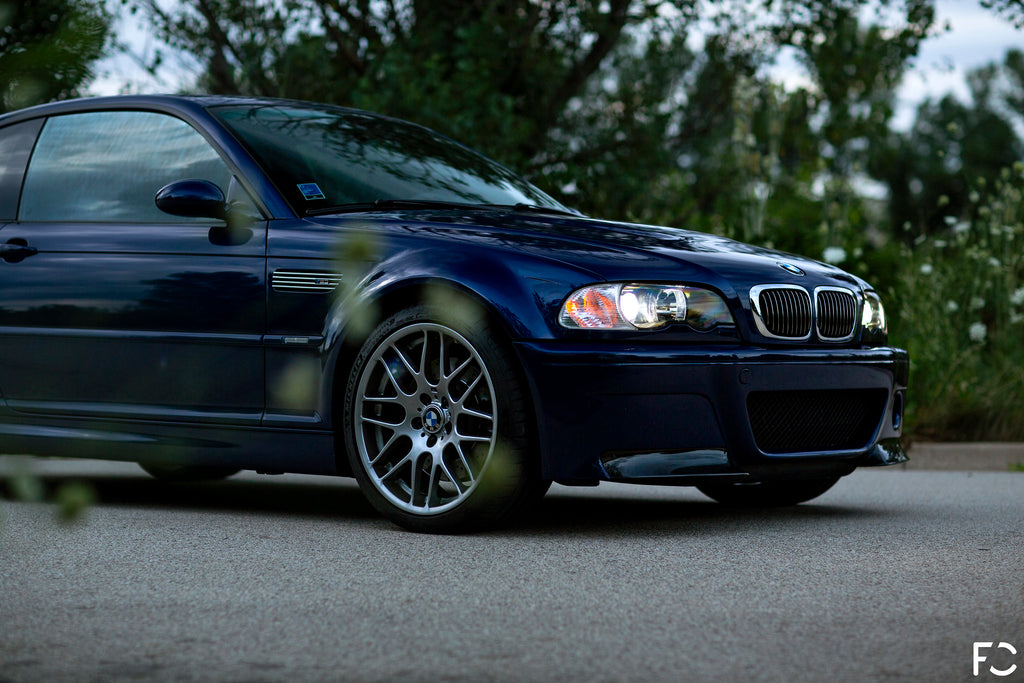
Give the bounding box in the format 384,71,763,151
861,292,887,335
559,283,732,331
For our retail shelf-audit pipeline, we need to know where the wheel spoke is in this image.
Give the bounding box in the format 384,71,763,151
457,433,491,444
368,431,402,467
419,330,429,381
444,355,472,382
379,453,412,482
408,453,424,505
452,373,482,406
458,406,493,421
361,416,403,429
425,458,440,509
362,394,402,403
392,343,419,381
378,357,413,397
438,332,446,384
454,442,476,484
438,458,463,494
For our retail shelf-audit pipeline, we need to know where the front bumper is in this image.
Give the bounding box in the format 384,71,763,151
514,341,909,483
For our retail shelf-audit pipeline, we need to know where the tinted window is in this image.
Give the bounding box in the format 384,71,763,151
20,111,232,223
211,104,564,213
0,118,44,221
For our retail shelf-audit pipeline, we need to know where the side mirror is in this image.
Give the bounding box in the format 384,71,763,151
155,179,227,219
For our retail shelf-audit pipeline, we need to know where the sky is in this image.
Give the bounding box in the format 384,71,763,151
888,0,1021,126
92,0,1023,126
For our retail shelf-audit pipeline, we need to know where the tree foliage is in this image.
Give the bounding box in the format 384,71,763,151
870,50,1024,242
0,0,111,113
980,0,1024,29
135,1,941,235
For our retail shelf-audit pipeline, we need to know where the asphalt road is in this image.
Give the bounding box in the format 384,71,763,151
1,460,1022,682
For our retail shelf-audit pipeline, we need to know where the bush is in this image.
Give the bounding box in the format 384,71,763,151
891,162,1024,440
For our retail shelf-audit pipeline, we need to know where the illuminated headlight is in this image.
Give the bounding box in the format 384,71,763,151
861,292,887,335
559,284,732,331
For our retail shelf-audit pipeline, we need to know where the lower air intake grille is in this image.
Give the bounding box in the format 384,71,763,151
747,389,888,454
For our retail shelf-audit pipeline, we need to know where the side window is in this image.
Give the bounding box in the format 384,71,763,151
20,111,233,223
0,118,44,221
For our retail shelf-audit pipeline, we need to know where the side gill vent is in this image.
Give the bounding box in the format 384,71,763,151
271,270,343,293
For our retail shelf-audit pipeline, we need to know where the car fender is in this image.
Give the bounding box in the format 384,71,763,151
318,241,601,427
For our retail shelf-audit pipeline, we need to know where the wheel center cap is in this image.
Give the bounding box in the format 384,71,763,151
422,403,449,435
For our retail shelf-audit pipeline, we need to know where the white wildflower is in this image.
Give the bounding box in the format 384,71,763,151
968,322,988,343
953,222,970,235
1011,288,1024,307
946,300,959,313
934,239,947,248
988,257,1002,268
823,246,847,264
920,263,933,275
970,296,986,310
944,215,957,226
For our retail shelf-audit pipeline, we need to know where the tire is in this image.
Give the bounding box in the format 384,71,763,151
343,304,539,532
139,464,240,482
697,476,840,507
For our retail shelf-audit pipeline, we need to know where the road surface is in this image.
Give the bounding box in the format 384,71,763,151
2,459,1022,682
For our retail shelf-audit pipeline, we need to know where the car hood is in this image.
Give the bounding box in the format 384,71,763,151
310,209,866,294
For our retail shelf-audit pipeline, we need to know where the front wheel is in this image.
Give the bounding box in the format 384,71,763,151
343,305,539,533
697,476,840,507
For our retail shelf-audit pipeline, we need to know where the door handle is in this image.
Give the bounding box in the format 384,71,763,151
1,240,37,262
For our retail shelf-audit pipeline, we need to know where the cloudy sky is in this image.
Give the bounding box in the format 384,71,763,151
92,0,1023,124
891,0,1021,125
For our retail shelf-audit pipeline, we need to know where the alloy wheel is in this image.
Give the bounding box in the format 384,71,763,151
354,322,498,515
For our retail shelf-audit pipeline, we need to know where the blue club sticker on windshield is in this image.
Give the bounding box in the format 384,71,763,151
297,183,325,200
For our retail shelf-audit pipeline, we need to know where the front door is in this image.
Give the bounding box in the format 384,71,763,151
0,110,266,424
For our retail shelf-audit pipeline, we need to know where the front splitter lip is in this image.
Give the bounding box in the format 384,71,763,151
597,439,907,485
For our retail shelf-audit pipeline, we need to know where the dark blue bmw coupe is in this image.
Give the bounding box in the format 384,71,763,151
0,95,908,532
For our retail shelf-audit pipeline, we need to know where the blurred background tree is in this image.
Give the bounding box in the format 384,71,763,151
0,0,112,113
870,49,1024,241
130,2,935,230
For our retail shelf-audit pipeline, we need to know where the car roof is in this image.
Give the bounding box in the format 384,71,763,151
0,94,375,127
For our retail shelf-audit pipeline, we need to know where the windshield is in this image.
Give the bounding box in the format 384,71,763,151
210,103,567,214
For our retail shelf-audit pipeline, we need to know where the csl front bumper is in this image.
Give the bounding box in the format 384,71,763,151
514,341,909,484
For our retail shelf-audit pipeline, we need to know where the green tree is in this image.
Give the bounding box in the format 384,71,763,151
869,50,1024,241
981,0,1024,28
666,1,933,267
133,0,935,225
0,0,111,113
774,2,933,250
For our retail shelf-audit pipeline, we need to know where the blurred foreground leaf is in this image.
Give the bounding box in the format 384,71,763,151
54,482,96,524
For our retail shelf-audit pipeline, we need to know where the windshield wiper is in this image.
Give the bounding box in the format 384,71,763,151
306,199,499,216
508,203,582,217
